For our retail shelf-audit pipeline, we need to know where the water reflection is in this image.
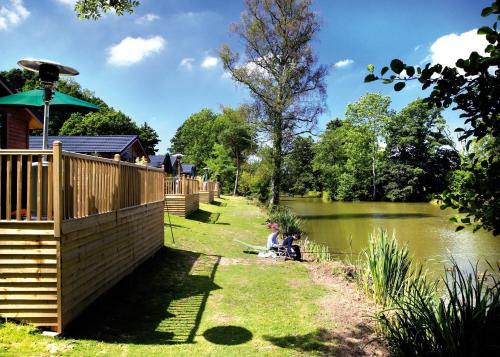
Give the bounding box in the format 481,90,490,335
283,198,500,276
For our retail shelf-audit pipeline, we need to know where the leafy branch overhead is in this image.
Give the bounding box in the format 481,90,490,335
74,0,140,20
364,0,500,235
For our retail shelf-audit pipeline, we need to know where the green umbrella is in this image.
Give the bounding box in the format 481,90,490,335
0,89,99,109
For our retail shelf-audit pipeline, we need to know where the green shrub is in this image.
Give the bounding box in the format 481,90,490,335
268,206,302,236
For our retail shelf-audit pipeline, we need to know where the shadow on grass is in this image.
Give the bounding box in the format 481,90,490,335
203,326,252,345
65,247,221,345
188,210,220,224
210,201,227,207
264,324,379,356
163,223,185,228
298,212,434,220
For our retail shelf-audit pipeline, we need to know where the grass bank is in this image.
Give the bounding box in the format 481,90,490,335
0,196,384,356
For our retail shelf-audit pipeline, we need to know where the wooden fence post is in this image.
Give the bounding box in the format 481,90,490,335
114,154,121,210
52,141,63,333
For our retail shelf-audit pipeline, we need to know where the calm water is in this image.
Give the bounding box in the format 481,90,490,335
283,197,500,275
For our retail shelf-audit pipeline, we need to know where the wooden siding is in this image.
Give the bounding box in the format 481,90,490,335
199,191,214,204
164,194,199,217
0,222,58,328
5,110,30,149
60,202,164,329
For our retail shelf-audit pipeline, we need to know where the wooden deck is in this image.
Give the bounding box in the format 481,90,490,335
164,177,199,217
0,144,165,332
199,180,216,203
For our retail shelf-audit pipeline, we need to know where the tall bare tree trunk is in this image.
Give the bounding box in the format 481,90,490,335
270,114,283,207
372,146,377,200
233,153,240,196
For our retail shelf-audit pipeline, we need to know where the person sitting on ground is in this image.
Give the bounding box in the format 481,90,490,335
282,231,302,261
266,223,280,251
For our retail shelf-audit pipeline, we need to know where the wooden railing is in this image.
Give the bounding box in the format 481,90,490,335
0,143,164,222
164,177,199,195
199,180,216,192
0,150,54,221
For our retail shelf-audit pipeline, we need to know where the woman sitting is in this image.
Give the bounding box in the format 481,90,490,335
282,232,302,261
266,223,280,251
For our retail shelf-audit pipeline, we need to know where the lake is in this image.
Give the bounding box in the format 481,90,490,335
282,197,500,275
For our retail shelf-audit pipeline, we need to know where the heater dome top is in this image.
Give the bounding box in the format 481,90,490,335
17,59,79,76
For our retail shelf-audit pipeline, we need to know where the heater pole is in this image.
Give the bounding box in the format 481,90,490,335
42,100,50,150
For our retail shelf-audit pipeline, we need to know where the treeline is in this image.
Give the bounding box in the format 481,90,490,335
0,68,160,155
170,93,464,203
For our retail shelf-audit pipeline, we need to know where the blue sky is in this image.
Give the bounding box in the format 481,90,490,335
0,0,492,152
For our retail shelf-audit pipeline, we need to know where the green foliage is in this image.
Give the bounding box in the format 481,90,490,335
282,136,317,196
365,1,500,234
220,0,328,206
170,108,222,167
206,143,236,194
362,229,412,306
268,205,302,236
217,106,256,195
75,0,139,20
138,122,160,155
380,99,459,201
376,260,500,356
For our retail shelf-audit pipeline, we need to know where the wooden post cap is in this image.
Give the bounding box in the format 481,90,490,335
114,154,121,161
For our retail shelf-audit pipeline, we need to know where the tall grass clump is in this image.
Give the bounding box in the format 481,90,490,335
377,261,500,356
362,229,412,306
300,237,332,262
268,206,302,235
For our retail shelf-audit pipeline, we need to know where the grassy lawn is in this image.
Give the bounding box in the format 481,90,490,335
0,196,378,356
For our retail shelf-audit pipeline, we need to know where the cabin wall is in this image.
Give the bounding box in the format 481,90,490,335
59,201,164,330
5,111,29,149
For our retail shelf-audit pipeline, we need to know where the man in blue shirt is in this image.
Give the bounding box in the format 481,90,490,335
282,232,302,261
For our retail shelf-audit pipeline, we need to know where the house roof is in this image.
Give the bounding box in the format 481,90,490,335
181,163,196,175
148,155,165,168
29,135,141,153
0,75,44,129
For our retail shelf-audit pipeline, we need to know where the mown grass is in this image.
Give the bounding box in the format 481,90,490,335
0,196,342,356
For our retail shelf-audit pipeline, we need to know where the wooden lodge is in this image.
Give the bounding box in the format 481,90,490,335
0,142,165,332
163,177,199,217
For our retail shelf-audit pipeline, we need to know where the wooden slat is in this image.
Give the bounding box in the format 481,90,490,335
0,156,2,220
36,156,42,220
16,156,22,220
47,157,53,220
6,155,12,221
26,156,32,221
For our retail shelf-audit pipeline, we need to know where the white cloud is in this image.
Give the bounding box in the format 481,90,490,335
333,59,354,69
55,0,76,7
428,29,488,67
0,0,29,30
135,13,160,24
179,57,194,71
107,36,166,66
201,56,218,69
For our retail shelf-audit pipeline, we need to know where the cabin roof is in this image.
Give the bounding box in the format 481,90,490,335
148,155,165,168
29,135,142,154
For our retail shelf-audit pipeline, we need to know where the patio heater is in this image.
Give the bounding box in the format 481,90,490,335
17,59,79,149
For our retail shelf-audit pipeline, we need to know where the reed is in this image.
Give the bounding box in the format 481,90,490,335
377,260,500,356
299,237,332,262
362,229,412,306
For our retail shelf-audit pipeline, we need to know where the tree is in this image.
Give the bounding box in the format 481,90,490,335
220,0,328,206
365,1,500,234
218,106,256,195
138,122,160,155
74,0,139,20
170,109,222,167
381,99,459,201
282,136,316,196
345,93,392,200
206,143,236,193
